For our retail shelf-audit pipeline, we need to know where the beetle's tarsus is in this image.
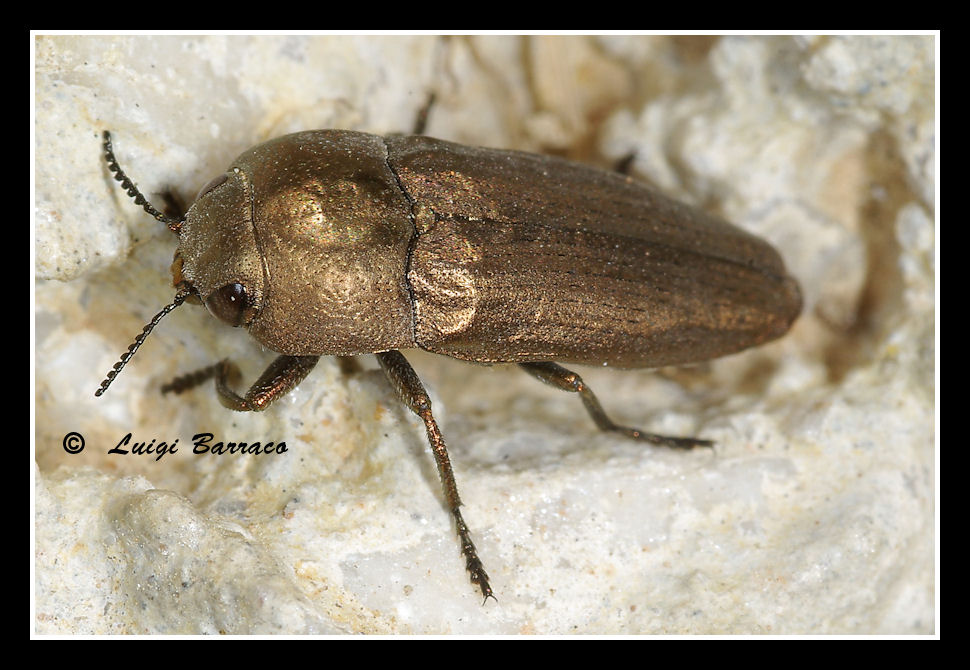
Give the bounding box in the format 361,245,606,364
161,361,224,395
453,506,494,603
620,429,714,449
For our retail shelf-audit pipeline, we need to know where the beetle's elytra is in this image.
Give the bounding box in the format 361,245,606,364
97,129,801,601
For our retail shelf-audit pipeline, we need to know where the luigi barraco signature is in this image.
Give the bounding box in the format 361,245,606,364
109,432,287,462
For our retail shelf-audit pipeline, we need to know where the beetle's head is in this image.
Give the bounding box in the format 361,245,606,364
172,166,266,331
95,131,265,397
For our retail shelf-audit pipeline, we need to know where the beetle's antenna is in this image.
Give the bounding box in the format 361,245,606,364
95,290,190,397
103,130,183,234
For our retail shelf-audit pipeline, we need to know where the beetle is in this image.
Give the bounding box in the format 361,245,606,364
96,128,802,602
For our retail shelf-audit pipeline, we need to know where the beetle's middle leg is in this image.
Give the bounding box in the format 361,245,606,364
162,355,319,412
375,350,494,603
519,361,713,449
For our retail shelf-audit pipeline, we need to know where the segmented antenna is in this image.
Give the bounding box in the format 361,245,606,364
95,291,189,397
102,130,182,233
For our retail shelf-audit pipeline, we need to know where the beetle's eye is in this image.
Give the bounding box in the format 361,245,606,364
204,282,252,327
196,173,229,200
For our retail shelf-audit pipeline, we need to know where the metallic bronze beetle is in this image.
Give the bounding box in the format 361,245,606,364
97,129,801,600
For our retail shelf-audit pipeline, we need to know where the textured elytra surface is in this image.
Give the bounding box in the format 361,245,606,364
387,135,801,367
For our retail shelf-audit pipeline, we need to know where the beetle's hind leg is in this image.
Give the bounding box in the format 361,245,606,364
162,355,319,412
518,362,713,449
376,350,494,603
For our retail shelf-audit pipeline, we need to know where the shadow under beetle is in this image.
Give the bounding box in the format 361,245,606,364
96,126,801,602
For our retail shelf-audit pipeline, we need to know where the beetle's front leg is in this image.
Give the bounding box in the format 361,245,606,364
162,355,319,412
519,362,713,449
375,350,494,602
